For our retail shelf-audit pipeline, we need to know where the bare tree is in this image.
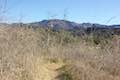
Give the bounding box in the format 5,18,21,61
63,8,69,20
105,16,116,24
0,0,7,22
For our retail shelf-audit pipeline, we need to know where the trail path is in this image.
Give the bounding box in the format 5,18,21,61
33,61,64,80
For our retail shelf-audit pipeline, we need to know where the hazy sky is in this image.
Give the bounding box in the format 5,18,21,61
2,0,120,24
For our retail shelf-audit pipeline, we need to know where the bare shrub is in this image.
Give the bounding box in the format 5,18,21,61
0,26,120,80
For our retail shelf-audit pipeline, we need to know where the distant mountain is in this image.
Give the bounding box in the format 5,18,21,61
0,19,120,35
0,23,10,27
29,19,81,30
29,19,120,29
27,19,120,35
0,19,120,29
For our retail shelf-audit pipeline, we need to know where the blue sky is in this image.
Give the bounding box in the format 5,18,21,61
3,0,120,24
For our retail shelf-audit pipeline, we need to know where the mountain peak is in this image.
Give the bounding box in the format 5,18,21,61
30,19,80,30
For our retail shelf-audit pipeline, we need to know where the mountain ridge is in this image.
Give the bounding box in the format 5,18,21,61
1,19,120,29
28,19,120,29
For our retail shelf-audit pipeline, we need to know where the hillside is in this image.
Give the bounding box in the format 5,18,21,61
3,19,119,35
1,19,119,29
0,26,120,80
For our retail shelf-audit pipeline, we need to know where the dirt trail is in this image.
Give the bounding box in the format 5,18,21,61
32,61,64,80
45,63,64,80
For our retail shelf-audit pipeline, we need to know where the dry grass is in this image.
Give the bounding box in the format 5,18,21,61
0,26,120,80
